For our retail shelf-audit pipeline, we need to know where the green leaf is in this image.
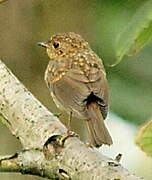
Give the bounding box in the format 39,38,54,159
129,20,152,56
114,0,152,66
136,120,152,156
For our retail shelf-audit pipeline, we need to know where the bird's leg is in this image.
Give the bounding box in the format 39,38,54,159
56,111,79,146
67,111,73,130
67,111,79,136
67,111,78,138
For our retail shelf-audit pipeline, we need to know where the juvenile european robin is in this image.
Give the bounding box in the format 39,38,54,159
38,32,113,147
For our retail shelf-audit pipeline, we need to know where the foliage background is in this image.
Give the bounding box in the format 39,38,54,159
0,0,152,179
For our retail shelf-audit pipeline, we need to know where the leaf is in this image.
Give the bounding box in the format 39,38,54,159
113,0,152,66
128,20,152,56
136,119,152,156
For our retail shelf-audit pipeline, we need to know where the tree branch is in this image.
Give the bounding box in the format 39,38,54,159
0,60,143,180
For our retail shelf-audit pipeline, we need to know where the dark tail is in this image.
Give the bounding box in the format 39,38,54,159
86,102,113,147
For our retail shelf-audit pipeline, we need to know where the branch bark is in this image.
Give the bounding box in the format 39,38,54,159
0,60,143,180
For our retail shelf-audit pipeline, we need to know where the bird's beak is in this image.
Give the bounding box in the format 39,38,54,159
37,42,49,48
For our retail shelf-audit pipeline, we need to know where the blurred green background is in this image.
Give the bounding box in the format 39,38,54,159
0,0,152,179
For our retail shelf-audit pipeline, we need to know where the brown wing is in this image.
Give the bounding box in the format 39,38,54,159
52,70,90,118
49,53,109,119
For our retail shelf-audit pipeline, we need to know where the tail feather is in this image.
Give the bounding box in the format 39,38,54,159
86,102,113,147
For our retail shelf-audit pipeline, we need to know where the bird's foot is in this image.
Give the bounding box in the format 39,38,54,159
56,130,79,147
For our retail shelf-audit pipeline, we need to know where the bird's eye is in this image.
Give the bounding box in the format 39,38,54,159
53,42,59,48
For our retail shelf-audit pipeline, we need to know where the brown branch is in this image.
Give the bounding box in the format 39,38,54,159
0,60,143,180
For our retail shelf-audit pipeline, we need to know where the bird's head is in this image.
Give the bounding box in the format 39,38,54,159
38,32,90,59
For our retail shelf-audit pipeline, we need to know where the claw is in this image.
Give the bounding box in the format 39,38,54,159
56,130,79,146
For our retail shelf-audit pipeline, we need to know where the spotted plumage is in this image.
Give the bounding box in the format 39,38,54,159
38,32,112,147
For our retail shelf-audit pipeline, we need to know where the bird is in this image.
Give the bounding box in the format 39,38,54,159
38,32,113,147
